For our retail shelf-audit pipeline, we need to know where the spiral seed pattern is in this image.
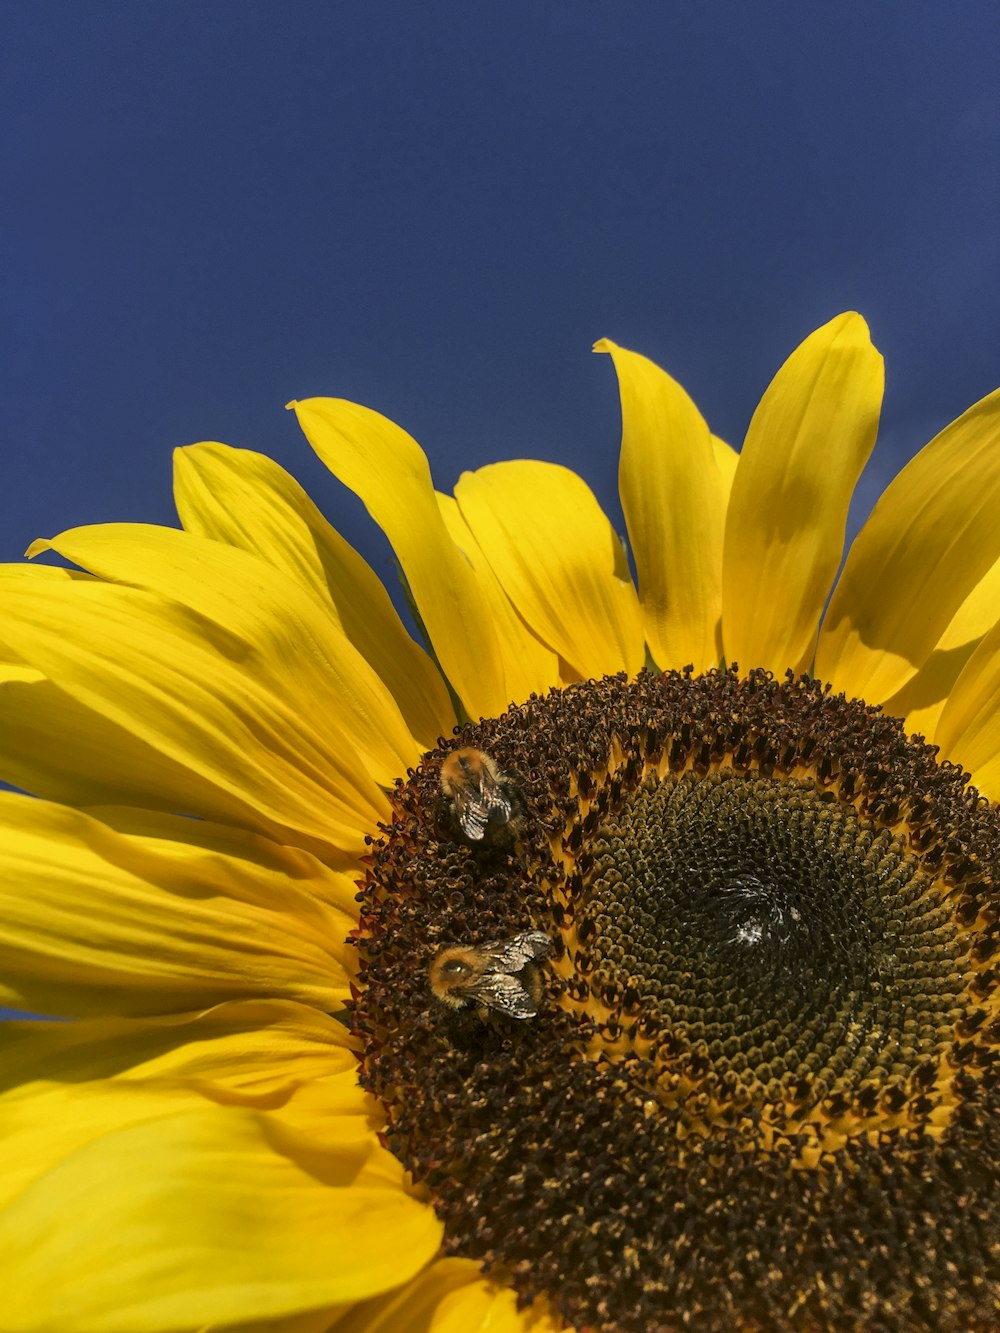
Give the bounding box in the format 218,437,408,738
352,669,1000,1331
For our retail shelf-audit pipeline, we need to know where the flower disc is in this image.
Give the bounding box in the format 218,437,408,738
353,670,1000,1331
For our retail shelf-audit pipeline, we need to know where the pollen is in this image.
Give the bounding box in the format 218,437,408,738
351,669,1000,1331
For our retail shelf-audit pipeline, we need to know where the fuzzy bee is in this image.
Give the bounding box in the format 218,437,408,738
428,930,550,1019
439,747,522,843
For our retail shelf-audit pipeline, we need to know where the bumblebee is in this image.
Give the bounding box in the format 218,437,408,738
439,747,522,843
428,930,550,1019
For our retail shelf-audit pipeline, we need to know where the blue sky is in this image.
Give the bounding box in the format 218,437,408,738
3,2,1000,595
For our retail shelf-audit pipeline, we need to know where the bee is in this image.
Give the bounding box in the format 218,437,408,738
428,930,550,1019
439,746,522,843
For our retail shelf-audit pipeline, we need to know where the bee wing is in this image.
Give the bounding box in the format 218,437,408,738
455,772,514,841
483,930,550,971
453,789,490,840
467,970,539,1019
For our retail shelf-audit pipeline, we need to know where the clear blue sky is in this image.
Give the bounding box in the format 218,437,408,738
3,2,1000,592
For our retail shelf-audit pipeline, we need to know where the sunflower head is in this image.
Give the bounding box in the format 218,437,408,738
3,314,1000,1332
353,667,1000,1330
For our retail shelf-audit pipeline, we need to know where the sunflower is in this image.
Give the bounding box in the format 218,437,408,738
2,312,1000,1332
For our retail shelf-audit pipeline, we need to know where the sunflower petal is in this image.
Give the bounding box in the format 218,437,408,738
436,492,561,700
816,387,1000,702
27,523,419,787
722,313,884,675
712,435,739,494
0,1106,442,1332
453,461,645,679
0,1003,370,1224
932,618,1000,800
0,794,354,1018
0,1001,359,1104
331,1257,562,1333
599,338,729,671
0,666,281,831
291,397,510,720
174,443,455,750
205,1310,341,1333
880,552,1000,743
0,562,387,855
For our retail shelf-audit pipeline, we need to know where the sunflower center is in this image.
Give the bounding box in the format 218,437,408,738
352,670,1000,1332
564,771,965,1122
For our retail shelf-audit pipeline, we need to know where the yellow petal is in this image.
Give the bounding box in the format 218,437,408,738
0,662,44,683
711,435,739,495
0,666,280,832
332,1257,562,1333
881,650,978,749
816,386,1000,702
2,563,92,586
204,1310,341,1333
722,313,884,675
174,443,455,751
0,794,355,1018
453,461,645,679
291,397,510,720
0,562,386,856
0,1003,370,1218
0,1106,441,1332
880,552,1000,743
0,1001,359,1106
599,338,729,671
101,802,364,910
420,1280,555,1333
436,492,561,700
932,616,1000,800
28,523,419,789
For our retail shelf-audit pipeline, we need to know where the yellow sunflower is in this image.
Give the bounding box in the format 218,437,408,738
2,311,1000,1332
